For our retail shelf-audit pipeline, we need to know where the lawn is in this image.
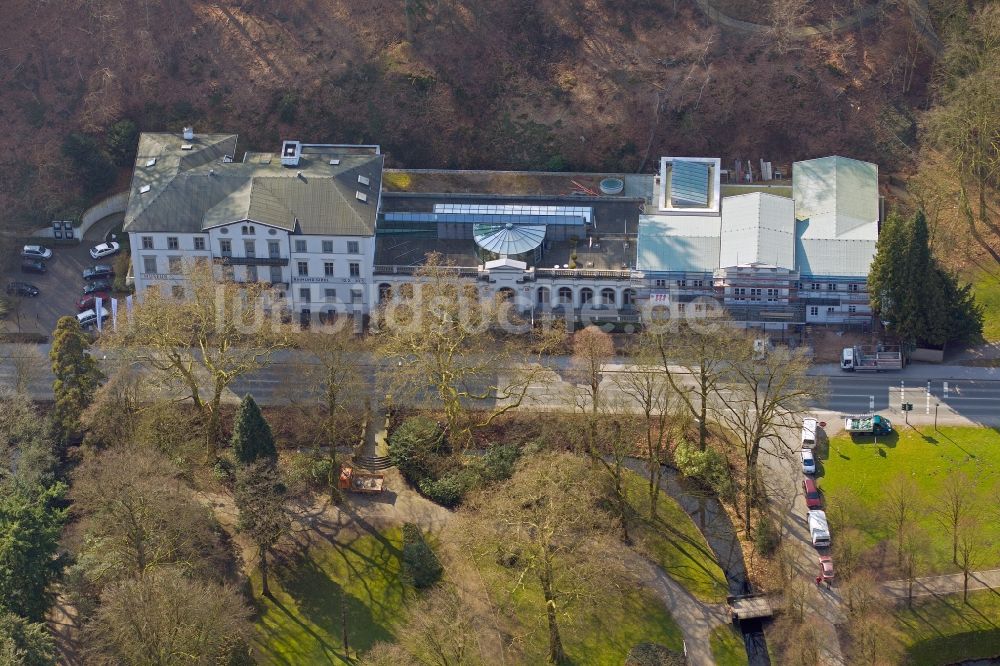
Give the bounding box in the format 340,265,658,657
710,624,749,666
820,426,1000,572
971,270,1000,342
253,526,411,665
622,470,731,603
894,590,1000,665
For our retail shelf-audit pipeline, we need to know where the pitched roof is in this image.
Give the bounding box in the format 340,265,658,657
720,193,795,269
637,214,721,273
792,156,878,240
124,133,382,236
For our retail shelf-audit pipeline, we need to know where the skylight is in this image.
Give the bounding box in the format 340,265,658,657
146,158,157,167
358,175,370,187
356,191,368,203
140,185,151,194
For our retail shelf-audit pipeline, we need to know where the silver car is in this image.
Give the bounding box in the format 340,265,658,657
90,241,121,260
21,245,53,260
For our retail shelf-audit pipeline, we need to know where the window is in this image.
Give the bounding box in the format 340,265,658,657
623,289,635,306
297,261,309,277
537,287,550,305
349,262,360,277
734,288,746,297
223,265,235,281
580,288,593,305
351,288,363,304
601,288,616,306
295,239,307,253
810,306,819,316
827,283,836,291
168,256,182,274
325,288,337,302
558,287,573,304
247,226,255,235
322,240,334,253
750,288,762,297
142,256,157,274
167,236,179,250
220,239,232,255
194,237,205,251
244,240,255,257
810,283,820,290
676,279,686,287
299,288,311,302
172,285,185,299
766,288,778,297
849,283,860,292
269,266,283,283
324,262,335,276
347,241,360,254
848,305,857,314
268,241,280,258
654,279,667,288
247,266,258,282
692,279,704,288
142,236,153,249
677,303,685,313
827,307,835,315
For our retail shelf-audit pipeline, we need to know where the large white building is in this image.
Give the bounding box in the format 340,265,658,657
123,131,880,331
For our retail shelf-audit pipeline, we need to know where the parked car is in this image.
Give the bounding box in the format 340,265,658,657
808,510,831,548
82,265,115,281
819,555,835,582
21,245,52,260
77,293,111,312
801,448,816,475
20,260,46,274
77,306,110,331
802,477,822,509
5,281,39,297
82,280,113,295
89,241,120,260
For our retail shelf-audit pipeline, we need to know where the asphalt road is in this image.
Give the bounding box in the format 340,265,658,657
818,374,1000,421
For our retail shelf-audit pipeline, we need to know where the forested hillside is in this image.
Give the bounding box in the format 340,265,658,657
0,0,950,231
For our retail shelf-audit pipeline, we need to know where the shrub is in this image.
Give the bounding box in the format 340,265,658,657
388,416,446,485
474,444,519,484
754,515,780,557
417,470,472,508
282,451,332,497
625,642,686,666
62,133,115,199
106,119,138,167
401,523,442,589
673,440,734,500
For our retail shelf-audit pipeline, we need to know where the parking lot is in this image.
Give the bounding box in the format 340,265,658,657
2,214,125,337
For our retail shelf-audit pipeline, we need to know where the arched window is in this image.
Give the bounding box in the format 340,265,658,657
580,288,594,305
537,286,550,305
623,288,636,308
558,287,573,305
378,283,392,303
399,283,414,299
601,288,616,306
497,287,515,301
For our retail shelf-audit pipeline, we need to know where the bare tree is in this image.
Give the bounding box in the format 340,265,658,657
459,452,630,664
714,343,825,532
956,513,983,603
935,470,978,564
899,524,928,608
883,473,921,568
766,0,810,55
373,254,556,448
566,325,614,416
102,260,292,453
234,461,289,598
7,344,44,394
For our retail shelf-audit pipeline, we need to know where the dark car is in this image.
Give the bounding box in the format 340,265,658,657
77,293,111,312
82,280,113,296
803,477,823,510
20,260,46,274
82,265,115,281
5,281,40,297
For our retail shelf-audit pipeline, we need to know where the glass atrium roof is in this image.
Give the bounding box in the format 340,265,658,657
473,223,546,256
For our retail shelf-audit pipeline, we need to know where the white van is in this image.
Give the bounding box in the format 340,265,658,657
801,418,818,449
808,510,831,548
841,347,855,371
77,306,109,331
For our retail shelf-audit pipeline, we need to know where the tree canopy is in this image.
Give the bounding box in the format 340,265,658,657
869,209,982,347
231,395,277,465
50,315,103,442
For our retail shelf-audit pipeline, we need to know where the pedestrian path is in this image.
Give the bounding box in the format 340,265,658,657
881,568,1000,602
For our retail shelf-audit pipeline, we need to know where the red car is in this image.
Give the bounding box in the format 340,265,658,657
802,477,822,509
819,555,835,582
77,293,110,312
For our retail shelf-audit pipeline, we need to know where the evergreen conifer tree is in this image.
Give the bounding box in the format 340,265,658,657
49,316,103,442
231,395,276,465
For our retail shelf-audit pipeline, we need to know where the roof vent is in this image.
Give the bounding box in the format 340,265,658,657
182,127,194,141
280,140,302,167
209,169,215,176
358,174,370,187
139,185,151,194
329,159,341,166
181,144,193,151
355,191,368,203
297,171,304,179
145,158,157,167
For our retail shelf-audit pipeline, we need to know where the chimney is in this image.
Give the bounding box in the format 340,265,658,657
182,127,194,140
280,140,302,167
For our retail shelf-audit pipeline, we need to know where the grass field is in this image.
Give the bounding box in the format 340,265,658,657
622,470,730,603
972,270,1000,342
253,527,411,664
894,590,1000,665
820,426,1000,572
710,624,749,666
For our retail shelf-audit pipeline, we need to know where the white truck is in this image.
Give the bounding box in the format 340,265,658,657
808,510,831,548
841,345,903,372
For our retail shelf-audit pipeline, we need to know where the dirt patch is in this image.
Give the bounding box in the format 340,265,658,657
807,327,877,363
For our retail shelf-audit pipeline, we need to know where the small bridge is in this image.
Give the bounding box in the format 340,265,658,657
728,594,775,622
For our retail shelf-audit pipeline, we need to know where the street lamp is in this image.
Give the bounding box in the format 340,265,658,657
935,403,940,431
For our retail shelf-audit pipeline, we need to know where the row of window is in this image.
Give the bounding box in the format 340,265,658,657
536,286,634,307
809,305,859,316
733,288,780,297
298,287,364,304
141,236,362,255
806,282,862,292
654,279,705,288
297,261,360,277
